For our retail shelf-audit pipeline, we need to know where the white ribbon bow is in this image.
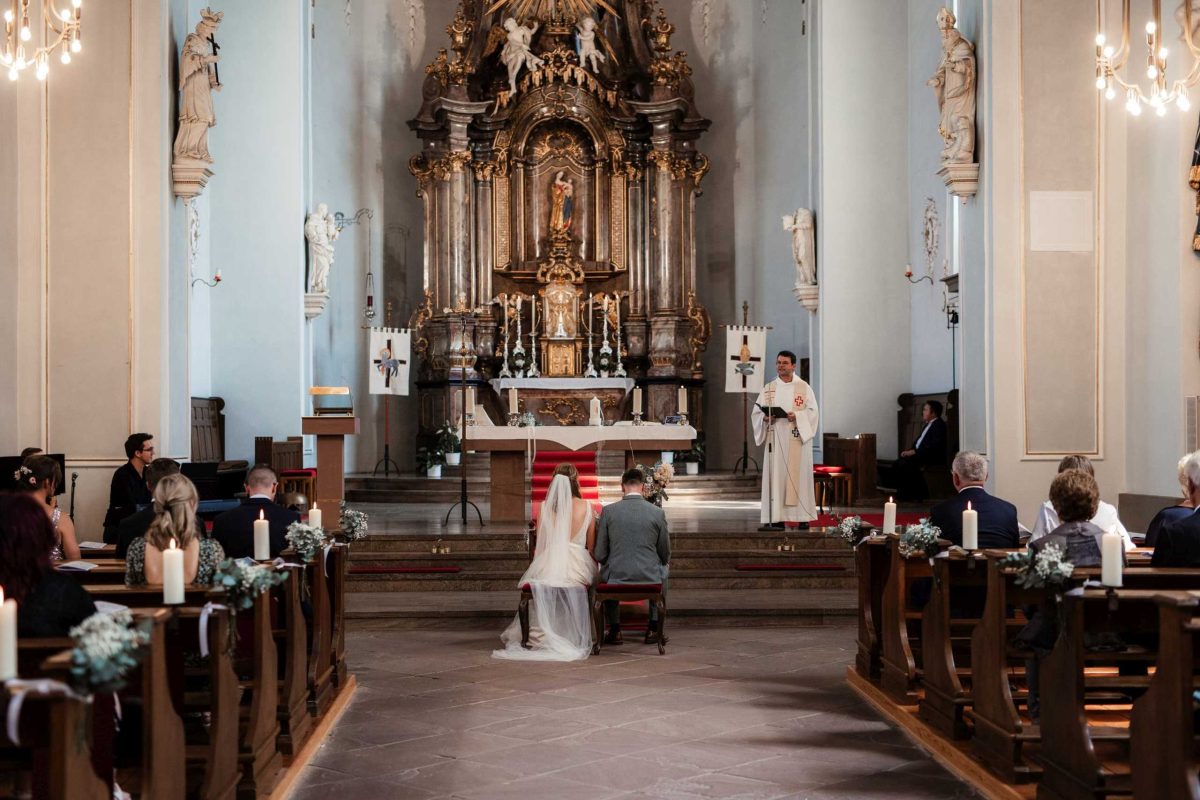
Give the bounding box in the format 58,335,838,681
4,678,86,746
198,602,229,659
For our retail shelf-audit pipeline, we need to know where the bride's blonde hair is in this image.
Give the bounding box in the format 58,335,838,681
146,474,199,551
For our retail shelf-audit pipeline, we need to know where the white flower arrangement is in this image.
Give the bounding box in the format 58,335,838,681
69,609,151,693
285,520,328,562
898,519,942,558
1000,542,1075,589
835,515,867,545
211,558,288,612
339,501,369,541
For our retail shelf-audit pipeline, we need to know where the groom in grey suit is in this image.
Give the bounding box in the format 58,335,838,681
594,468,672,645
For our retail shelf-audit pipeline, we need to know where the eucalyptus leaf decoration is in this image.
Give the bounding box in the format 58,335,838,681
898,519,942,559
285,521,328,562
1000,542,1075,589
211,558,288,613
339,502,369,541
69,609,152,694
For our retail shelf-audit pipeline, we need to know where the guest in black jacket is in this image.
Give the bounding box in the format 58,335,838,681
889,401,948,501
0,493,95,636
116,458,184,559
929,451,1020,549
212,465,300,559
102,433,155,543
1152,451,1200,566
1146,454,1196,547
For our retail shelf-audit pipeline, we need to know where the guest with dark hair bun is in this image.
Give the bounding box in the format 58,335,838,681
0,494,96,636
16,454,80,561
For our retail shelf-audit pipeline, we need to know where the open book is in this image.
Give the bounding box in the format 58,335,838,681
756,404,790,419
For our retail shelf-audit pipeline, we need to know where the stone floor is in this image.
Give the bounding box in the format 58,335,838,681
292,623,978,799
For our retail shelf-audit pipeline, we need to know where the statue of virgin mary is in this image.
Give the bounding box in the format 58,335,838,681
549,171,574,234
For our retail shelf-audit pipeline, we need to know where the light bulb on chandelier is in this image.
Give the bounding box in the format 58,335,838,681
1096,0,1200,118
2,0,84,81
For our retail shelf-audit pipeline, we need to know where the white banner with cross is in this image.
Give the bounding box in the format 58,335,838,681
725,326,768,394
368,327,411,396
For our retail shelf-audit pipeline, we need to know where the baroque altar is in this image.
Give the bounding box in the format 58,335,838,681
407,0,712,437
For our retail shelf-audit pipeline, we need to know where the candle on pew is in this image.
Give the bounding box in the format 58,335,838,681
1101,529,1123,587
253,509,270,561
883,497,897,535
678,386,687,414
163,538,184,605
633,386,642,415
0,587,16,681
309,502,322,529
962,501,978,550
508,387,518,415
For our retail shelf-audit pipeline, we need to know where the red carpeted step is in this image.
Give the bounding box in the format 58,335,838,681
532,490,601,502
532,474,600,488
735,564,847,572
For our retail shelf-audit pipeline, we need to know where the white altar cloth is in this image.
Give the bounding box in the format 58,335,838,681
463,423,695,452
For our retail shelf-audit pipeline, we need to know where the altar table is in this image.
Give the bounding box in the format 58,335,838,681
463,423,696,521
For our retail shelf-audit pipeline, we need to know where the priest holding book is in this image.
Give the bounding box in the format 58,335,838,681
752,351,819,530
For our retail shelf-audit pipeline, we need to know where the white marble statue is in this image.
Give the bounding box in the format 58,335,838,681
305,203,340,295
927,8,976,165
174,8,223,163
782,208,816,287
576,16,606,72
501,17,544,94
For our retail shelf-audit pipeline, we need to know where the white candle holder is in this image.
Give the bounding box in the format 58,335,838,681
677,412,688,427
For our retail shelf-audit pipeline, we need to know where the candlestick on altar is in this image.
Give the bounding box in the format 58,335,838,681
527,293,541,377
497,294,513,378
513,296,526,378
613,292,627,377
584,296,599,378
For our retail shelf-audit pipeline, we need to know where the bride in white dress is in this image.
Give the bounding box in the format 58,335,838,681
493,466,598,661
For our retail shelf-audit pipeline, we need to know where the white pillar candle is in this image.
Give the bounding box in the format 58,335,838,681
678,386,687,414
163,538,185,605
633,387,642,415
0,587,16,681
1101,529,1124,587
253,509,270,561
883,497,897,535
508,387,518,415
590,396,602,426
466,387,476,414
962,501,978,550
309,503,322,529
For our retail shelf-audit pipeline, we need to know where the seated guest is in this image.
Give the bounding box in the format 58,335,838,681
0,494,96,636
103,432,155,544
19,447,43,459
1031,455,1133,551
1152,452,1200,567
125,474,224,587
1020,468,1106,721
212,465,300,559
116,458,183,559
1145,453,1196,547
886,400,947,501
13,455,80,561
929,451,1020,549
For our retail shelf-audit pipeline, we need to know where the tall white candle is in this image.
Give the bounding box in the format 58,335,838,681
590,396,602,426
1101,529,1123,587
962,501,978,550
678,386,687,414
253,509,270,561
163,538,184,605
466,387,476,415
508,387,518,415
309,503,322,529
633,387,642,415
883,497,897,535
0,587,16,681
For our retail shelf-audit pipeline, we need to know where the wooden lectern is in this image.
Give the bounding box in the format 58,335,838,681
301,414,359,510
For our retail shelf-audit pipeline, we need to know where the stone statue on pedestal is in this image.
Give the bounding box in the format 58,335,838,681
782,208,816,287
501,17,543,94
927,8,976,165
305,204,340,295
174,8,223,163
550,171,575,234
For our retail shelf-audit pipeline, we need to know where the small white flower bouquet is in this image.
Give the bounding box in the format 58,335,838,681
1000,542,1075,589
285,520,328,562
212,558,289,612
835,515,868,545
69,609,152,693
339,501,369,542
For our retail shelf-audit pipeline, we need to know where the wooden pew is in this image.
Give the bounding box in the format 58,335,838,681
1129,590,1200,800
327,543,349,691
175,604,240,800
306,554,334,718
274,562,311,758
235,581,282,798
58,559,127,584
855,535,890,680
879,533,943,703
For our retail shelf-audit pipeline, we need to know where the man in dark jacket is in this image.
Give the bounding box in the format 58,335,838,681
889,401,948,501
1152,452,1200,566
115,458,183,559
212,465,300,559
929,451,1020,549
102,433,155,543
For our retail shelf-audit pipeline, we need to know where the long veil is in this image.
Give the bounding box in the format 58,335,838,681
492,474,593,661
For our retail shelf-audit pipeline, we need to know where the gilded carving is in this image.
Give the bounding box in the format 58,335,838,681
408,289,434,360
610,173,627,271
529,125,590,166
685,290,711,374
494,175,511,269
540,397,587,425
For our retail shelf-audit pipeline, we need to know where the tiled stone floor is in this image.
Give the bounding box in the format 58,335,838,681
293,623,978,799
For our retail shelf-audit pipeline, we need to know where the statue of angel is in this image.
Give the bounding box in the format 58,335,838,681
575,16,606,72
500,17,544,94
305,203,340,294
782,208,816,287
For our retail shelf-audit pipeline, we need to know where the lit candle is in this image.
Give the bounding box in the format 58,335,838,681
163,538,184,605
254,509,270,561
508,387,518,415
678,386,687,415
1101,529,1123,587
883,497,897,535
309,502,322,529
633,387,642,415
962,501,978,550
0,587,16,681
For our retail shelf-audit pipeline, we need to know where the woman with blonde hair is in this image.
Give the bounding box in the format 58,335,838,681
125,473,224,587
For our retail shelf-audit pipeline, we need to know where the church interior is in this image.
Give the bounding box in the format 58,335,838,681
4,0,1200,797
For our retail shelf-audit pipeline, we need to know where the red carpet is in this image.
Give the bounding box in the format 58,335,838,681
531,450,600,508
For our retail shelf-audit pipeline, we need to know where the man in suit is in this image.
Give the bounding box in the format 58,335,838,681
102,433,155,543
890,400,948,501
594,468,672,646
1152,451,1200,566
929,451,1020,549
212,465,300,559
115,458,183,559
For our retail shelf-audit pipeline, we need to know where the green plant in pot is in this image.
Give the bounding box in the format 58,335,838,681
677,440,704,474
417,446,446,478
438,423,462,466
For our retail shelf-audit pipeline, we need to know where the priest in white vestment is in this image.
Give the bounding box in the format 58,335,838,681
752,351,819,529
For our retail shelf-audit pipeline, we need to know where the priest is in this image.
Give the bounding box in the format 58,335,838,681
752,351,819,530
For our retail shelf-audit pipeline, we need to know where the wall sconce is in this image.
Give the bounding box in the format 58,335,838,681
191,269,222,288
905,263,934,286
334,208,375,321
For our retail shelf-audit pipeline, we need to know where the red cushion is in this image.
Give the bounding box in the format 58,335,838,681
280,468,317,477
596,583,663,593
813,465,846,474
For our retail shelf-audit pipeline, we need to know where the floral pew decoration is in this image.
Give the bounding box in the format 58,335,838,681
898,519,943,559
338,502,369,542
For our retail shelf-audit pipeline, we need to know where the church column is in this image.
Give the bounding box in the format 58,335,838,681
625,163,649,366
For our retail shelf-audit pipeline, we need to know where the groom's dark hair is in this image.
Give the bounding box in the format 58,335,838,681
621,468,645,489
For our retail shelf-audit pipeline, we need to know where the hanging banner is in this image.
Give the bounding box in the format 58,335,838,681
368,327,411,396
725,326,767,394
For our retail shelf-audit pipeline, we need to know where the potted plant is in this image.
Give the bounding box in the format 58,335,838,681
437,423,462,466
417,446,445,479
678,441,704,475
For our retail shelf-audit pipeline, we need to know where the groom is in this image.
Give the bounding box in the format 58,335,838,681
594,468,672,645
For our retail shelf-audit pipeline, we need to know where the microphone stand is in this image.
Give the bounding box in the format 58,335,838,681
69,472,79,521
443,306,484,528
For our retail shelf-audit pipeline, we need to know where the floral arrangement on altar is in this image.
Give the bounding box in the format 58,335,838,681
211,558,289,612
69,609,152,693
635,461,674,507
898,519,942,558
834,515,869,546
1000,543,1075,589
339,501,369,541
285,520,328,562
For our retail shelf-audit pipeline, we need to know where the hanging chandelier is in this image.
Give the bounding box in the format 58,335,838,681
1,0,83,82
1095,0,1200,116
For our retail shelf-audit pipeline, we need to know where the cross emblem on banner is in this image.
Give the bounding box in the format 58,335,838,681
730,334,760,389
374,339,406,388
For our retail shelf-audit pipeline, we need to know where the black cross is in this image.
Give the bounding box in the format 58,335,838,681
373,338,406,388
208,33,221,86
730,334,761,389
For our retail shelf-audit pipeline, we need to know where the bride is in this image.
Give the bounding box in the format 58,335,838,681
493,464,598,661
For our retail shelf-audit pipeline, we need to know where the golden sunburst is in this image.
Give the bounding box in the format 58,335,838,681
485,0,619,23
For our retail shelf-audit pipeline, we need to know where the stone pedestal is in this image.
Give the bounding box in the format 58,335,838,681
938,162,979,201
794,284,819,313
172,158,214,201
304,292,329,321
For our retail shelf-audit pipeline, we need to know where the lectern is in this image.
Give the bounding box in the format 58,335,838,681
303,387,359,511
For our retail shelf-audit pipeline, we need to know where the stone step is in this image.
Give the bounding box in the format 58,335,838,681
346,569,855,592
348,530,846,554
346,548,855,572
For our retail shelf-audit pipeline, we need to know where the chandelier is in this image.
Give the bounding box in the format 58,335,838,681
1095,0,1200,116
1,0,83,82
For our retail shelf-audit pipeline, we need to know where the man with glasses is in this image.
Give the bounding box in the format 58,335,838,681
102,432,156,543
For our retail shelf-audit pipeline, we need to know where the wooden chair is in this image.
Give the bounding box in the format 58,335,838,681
592,584,667,655
822,432,877,502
